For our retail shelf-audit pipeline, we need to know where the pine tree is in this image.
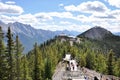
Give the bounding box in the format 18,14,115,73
95,53,107,73
114,58,120,77
6,27,15,80
85,49,95,69
79,53,86,67
44,57,52,80
107,50,115,75
21,55,31,80
15,35,24,80
33,43,43,80
0,26,7,80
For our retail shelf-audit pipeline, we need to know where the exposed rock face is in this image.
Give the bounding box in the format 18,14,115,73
82,67,120,80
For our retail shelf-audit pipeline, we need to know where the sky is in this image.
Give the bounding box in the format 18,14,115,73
0,0,120,33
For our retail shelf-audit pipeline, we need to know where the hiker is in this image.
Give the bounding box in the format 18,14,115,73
71,62,74,71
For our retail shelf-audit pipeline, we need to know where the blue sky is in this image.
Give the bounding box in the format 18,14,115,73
0,0,120,33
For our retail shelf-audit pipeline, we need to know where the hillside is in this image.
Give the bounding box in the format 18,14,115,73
78,26,120,56
78,26,113,40
33,34,120,79
1,25,120,80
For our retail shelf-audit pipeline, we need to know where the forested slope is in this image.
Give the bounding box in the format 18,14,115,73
0,26,120,80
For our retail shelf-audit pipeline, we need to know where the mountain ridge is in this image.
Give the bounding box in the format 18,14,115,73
0,20,79,53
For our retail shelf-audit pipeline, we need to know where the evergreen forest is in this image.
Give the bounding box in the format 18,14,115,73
0,26,120,80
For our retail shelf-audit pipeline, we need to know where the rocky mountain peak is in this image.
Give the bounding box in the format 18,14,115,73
0,20,79,52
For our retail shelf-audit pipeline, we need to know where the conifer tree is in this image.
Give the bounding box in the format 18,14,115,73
0,26,7,80
33,43,43,80
107,50,114,75
6,27,15,80
79,53,86,67
85,50,95,69
15,35,24,80
113,58,120,77
95,53,107,73
44,57,52,80
21,55,31,80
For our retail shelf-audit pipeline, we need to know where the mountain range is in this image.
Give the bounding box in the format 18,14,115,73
1,20,120,54
0,20,79,53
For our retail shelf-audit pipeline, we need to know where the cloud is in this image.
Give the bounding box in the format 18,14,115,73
64,5,78,11
105,0,120,8
110,10,120,20
35,12,74,19
64,1,109,13
17,14,38,24
0,14,37,26
0,12,92,32
34,13,53,21
48,12,73,19
1,11,120,33
0,2,24,15
38,23,92,32
111,10,120,15
0,0,120,33
66,24,92,32
92,20,120,32
60,21,71,25
74,9,120,23
5,1,15,4
0,12,74,25
93,14,115,19
0,15,14,23
59,3,64,7
80,1,108,13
